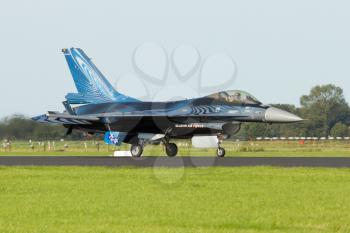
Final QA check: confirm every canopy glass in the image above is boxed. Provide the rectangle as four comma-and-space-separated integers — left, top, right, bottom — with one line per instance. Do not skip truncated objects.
205, 90, 261, 104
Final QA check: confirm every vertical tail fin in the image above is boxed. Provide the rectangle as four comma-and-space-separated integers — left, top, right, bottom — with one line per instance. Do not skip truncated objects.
63, 48, 139, 104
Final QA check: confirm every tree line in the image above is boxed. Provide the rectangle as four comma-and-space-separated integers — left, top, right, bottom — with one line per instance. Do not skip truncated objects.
0, 84, 349, 140
238, 84, 350, 139
0, 115, 83, 141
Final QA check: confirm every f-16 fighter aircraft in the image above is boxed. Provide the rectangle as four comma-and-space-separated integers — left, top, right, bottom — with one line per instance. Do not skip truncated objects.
33, 48, 303, 157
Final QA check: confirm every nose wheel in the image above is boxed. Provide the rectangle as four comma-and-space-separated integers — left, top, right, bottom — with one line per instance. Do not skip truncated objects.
216, 134, 226, 157
216, 147, 225, 157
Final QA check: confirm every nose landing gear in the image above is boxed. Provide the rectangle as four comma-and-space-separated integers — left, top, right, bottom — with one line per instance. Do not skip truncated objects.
216, 134, 226, 157
216, 147, 225, 157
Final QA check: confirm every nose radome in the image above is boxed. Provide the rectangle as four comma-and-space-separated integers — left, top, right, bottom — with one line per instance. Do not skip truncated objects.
265, 107, 303, 123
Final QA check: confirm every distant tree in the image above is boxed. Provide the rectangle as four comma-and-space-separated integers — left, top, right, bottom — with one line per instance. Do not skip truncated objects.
0, 123, 4, 139
271, 104, 298, 115
238, 123, 268, 139
299, 84, 350, 136
0, 115, 84, 140
0, 115, 37, 139
330, 123, 349, 137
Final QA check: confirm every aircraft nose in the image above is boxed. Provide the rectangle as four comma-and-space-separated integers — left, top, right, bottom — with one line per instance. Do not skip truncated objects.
264, 107, 303, 123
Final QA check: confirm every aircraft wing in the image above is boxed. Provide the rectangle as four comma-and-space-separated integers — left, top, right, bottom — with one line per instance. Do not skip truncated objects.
99, 112, 248, 121
32, 112, 100, 125
32, 111, 249, 125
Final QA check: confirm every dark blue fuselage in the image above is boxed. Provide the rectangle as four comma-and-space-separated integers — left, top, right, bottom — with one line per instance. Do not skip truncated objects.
70, 96, 267, 139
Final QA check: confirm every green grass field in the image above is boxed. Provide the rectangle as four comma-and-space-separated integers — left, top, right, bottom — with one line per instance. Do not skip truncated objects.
1, 140, 350, 156
0, 167, 350, 233
2, 150, 350, 157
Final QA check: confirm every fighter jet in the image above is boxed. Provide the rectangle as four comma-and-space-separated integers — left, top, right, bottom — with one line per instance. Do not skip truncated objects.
32, 48, 303, 157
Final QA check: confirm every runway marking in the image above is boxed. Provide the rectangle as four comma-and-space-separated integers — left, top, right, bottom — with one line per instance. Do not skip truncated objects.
1, 156, 350, 167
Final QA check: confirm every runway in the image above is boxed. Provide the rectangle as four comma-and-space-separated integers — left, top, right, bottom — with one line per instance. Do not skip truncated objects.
1, 156, 350, 167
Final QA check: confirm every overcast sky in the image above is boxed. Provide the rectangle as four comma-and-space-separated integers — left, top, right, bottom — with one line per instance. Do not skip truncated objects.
0, 0, 349, 117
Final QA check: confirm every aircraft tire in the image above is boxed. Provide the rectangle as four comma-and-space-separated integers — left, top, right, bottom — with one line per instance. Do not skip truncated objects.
165, 143, 178, 157
130, 144, 143, 157
216, 147, 225, 157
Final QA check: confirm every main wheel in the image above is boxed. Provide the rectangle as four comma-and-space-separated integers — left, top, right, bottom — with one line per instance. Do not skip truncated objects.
130, 144, 143, 157
165, 143, 178, 157
216, 147, 225, 157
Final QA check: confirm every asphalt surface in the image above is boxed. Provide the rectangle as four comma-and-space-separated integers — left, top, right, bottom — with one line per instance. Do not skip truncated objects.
1, 156, 350, 167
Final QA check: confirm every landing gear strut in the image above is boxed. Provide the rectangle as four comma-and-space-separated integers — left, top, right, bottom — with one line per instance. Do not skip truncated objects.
162, 136, 178, 157
216, 135, 225, 157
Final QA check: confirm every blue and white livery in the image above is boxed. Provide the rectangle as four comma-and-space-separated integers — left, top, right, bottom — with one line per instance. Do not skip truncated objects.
33, 48, 303, 157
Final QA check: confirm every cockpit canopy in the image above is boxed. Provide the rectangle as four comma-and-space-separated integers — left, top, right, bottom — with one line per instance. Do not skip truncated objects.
205, 90, 261, 105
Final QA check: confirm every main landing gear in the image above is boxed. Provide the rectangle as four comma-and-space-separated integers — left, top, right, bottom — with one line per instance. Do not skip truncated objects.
130, 144, 143, 157
129, 138, 179, 157
165, 142, 178, 157
130, 134, 224, 158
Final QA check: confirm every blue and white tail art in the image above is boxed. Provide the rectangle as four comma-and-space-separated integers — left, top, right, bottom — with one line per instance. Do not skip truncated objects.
63, 48, 138, 104
32, 48, 303, 157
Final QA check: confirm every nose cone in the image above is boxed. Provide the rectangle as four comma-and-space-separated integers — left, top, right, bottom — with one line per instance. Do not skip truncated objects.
264, 107, 303, 123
